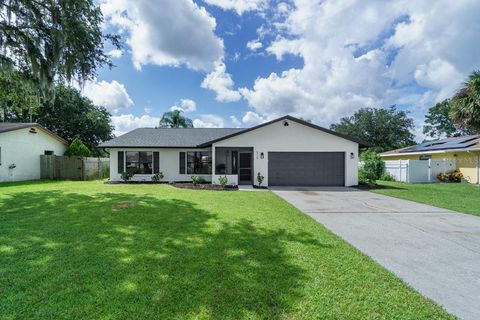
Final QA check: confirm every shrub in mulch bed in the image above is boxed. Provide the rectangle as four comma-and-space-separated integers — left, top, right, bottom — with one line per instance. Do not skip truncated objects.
253, 185, 268, 189
172, 182, 238, 191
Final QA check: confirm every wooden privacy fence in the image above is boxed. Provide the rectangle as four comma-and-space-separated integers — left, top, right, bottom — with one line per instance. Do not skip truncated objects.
41, 155, 109, 180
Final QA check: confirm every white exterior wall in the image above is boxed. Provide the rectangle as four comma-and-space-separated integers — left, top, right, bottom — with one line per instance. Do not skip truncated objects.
107, 147, 213, 182
0, 128, 67, 182
212, 120, 359, 186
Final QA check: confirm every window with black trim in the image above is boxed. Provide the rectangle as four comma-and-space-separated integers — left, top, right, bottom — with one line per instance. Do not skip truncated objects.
187, 152, 212, 174
126, 151, 152, 174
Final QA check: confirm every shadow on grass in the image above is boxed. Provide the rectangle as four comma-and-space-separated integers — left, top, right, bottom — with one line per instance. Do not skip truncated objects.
0, 190, 323, 319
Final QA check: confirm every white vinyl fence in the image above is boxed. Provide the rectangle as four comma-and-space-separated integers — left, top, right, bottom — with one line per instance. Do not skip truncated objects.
384, 159, 456, 183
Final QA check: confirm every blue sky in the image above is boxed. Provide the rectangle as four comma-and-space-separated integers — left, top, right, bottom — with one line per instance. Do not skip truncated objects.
84, 0, 480, 138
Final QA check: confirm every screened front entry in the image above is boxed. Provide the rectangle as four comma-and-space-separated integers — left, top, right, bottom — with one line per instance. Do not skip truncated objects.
215, 147, 253, 185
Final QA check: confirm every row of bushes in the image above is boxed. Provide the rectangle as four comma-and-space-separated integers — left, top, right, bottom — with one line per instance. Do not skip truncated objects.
120, 170, 266, 188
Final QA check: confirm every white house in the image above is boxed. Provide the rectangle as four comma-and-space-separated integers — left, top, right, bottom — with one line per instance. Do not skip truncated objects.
100, 116, 367, 186
0, 123, 68, 182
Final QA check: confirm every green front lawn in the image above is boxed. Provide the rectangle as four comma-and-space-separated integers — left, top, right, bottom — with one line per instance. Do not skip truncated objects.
371, 181, 480, 216
0, 181, 452, 319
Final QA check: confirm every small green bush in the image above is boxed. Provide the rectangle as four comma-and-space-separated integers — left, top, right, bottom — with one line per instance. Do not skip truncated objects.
151, 172, 164, 183
257, 172, 264, 186
191, 175, 205, 186
437, 170, 463, 182
121, 169, 136, 182
64, 138, 91, 157
218, 175, 228, 188
380, 172, 395, 181
359, 150, 385, 185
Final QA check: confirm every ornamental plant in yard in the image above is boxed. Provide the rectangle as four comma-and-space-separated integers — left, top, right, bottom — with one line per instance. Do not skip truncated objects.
218, 175, 228, 188
437, 170, 463, 182
151, 172, 164, 183
64, 138, 91, 157
191, 175, 205, 186
120, 169, 135, 182
257, 172, 265, 186
359, 149, 385, 184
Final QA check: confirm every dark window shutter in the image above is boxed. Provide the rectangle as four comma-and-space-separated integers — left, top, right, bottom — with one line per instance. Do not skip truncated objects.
153, 152, 159, 173
118, 151, 124, 173
179, 152, 185, 174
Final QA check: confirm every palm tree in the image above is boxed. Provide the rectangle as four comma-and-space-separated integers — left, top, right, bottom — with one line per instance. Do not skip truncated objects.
450, 71, 480, 132
158, 110, 194, 128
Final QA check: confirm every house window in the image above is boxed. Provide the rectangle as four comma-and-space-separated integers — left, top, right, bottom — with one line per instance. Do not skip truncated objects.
419, 155, 431, 160
44, 150, 54, 155
187, 152, 212, 174
126, 151, 153, 174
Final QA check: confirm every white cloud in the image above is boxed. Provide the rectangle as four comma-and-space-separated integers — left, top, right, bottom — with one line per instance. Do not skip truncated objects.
170, 99, 197, 113
101, 0, 224, 71
242, 111, 265, 126
414, 58, 463, 103
246, 39, 263, 51
144, 107, 151, 114
240, 0, 480, 131
83, 79, 133, 112
201, 62, 241, 102
193, 114, 225, 128
230, 115, 242, 127
204, 0, 268, 15
111, 114, 160, 136
108, 49, 123, 58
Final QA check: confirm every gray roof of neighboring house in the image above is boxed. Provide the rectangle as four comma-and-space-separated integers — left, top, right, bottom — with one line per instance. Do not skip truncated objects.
0, 122, 68, 144
99, 128, 246, 148
381, 134, 480, 155
0, 122, 38, 133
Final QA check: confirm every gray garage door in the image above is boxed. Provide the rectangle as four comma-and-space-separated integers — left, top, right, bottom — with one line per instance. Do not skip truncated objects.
268, 152, 345, 186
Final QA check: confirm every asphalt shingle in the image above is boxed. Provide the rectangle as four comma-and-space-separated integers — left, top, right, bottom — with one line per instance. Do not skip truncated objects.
99, 128, 246, 148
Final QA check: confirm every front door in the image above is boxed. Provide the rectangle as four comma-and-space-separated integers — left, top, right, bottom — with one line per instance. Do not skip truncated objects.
238, 152, 252, 185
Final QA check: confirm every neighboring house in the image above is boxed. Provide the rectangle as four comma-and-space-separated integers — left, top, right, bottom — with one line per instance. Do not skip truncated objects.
0, 123, 68, 182
100, 115, 366, 186
381, 135, 480, 184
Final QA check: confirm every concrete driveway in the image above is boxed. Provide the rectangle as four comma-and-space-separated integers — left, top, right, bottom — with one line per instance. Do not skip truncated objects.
271, 186, 480, 320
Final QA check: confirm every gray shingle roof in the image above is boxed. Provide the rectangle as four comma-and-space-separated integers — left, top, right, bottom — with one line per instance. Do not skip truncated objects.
0, 122, 38, 133
0, 122, 68, 144
99, 128, 246, 148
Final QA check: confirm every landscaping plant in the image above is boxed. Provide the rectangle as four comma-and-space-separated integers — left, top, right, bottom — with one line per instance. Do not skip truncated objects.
218, 176, 228, 188
64, 138, 91, 157
191, 175, 205, 186
437, 170, 463, 183
359, 149, 385, 185
120, 169, 135, 182
151, 172, 164, 183
257, 172, 264, 186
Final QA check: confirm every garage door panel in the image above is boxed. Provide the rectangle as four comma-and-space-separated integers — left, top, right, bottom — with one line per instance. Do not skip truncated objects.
268, 152, 345, 186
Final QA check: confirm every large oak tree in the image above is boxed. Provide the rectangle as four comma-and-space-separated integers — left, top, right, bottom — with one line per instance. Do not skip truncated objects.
0, 0, 119, 103
330, 106, 415, 152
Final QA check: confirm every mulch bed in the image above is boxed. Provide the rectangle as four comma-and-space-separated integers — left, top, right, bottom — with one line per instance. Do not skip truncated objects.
171, 183, 238, 191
